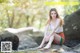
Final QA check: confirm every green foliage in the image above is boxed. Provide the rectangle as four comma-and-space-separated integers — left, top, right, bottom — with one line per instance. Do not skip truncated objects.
0, 0, 6, 3
0, 0, 80, 31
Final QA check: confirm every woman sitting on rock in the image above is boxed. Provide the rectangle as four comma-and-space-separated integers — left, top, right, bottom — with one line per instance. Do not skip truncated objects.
37, 8, 65, 49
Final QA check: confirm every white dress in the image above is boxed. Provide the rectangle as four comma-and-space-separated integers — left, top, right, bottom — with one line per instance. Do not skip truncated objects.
44, 19, 63, 36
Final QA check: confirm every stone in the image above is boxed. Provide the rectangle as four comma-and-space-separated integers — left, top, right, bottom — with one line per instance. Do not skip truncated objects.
32, 36, 43, 45
63, 9, 80, 47
63, 9, 80, 40
0, 31, 19, 50
18, 35, 38, 50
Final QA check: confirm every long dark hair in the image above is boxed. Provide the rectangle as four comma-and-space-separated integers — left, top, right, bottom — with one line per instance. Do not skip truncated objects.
49, 8, 59, 20
47, 8, 64, 26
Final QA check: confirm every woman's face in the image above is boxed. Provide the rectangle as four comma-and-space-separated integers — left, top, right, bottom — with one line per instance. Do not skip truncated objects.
51, 11, 57, 20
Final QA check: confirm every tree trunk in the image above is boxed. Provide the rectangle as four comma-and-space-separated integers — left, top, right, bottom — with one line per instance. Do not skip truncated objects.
10, 10, 15, 27
6, 9, 15, 28
15, 17, 21, 28
39, 18, 42, 29
6, 9, 11, 28
31, 15, 35, 26
26, 15, 30, 27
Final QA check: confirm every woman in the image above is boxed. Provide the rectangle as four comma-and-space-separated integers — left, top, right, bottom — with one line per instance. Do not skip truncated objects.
37, 8, 65, 49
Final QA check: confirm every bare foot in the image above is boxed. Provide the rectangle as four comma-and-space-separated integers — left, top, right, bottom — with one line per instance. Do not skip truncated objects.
43, 46, 50, 49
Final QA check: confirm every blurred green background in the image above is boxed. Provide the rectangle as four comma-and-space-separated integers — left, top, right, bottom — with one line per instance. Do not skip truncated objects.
0, 0, 80, 31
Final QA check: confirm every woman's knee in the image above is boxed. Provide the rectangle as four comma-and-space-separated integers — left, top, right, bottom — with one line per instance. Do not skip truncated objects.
52, 32, 57, 36
43, 36, 47, 40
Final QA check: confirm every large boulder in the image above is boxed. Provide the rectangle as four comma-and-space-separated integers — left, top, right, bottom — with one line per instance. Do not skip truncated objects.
63, 9, 80, 40
0, 31, 19, 50
63, 9, 80, 47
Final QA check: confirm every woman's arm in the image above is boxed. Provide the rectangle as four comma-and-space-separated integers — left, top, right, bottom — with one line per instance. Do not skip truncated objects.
49, 19, 60, 36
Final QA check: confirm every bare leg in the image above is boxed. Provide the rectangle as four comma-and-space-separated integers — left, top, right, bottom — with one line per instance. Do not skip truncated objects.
44, 33, 61, 49
44, 35, 54, 49
53, 33, 61, 44
37, 36, 47, 48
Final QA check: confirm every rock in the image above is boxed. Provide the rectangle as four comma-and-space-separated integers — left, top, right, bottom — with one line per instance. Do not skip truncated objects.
32, 36, 43, 45
0, 31, 19, 50
13, 45, 78, 53
52, 45, 71, 50
3, 27, 80, 53
63, 9, 80, 40
63, 9, 80, 47
5, 27, 33, 34
73, 43, 80, 52
18, 35, 38, 50
64, 39, 80, 48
